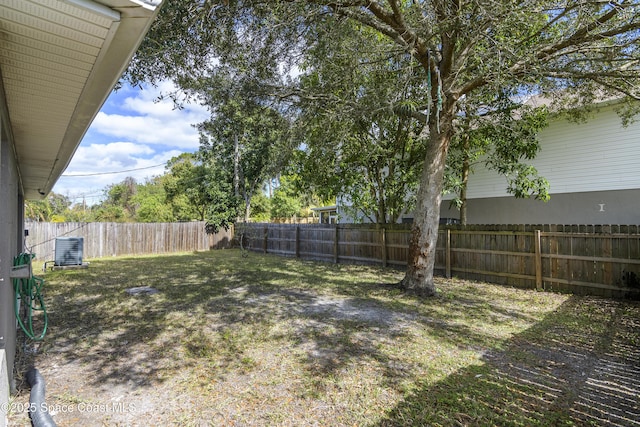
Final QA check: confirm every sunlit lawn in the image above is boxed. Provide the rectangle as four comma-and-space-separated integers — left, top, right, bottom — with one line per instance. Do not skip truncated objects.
11, 250, 640, 426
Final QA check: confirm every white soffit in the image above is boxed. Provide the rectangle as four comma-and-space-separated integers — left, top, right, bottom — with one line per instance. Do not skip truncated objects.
0, 0, 161, 199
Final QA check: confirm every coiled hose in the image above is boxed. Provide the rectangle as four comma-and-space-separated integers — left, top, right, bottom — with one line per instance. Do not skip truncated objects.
26, 368, 57, 427
13, 253, 48, 341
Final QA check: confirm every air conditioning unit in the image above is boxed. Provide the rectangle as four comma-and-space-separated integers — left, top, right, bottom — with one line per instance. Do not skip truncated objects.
55, 237, 84, 266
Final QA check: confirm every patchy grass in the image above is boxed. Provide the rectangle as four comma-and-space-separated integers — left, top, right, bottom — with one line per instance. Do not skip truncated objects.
9, 250, 640, 426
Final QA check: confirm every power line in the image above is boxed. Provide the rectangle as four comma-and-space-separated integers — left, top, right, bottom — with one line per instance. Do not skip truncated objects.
61, 163, 166, 177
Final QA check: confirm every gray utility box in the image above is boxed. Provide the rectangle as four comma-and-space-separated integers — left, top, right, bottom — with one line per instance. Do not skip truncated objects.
55, 237, 84, 266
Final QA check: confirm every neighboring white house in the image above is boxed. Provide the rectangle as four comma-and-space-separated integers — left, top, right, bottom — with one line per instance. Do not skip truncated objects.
439, 100, 640, 224
336, 99, 639, 225
0, 0, 162, 420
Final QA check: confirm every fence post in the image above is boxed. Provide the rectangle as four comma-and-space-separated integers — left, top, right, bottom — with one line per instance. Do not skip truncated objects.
535, 229, 542, 291
334, 225, 339, 264
381, 228, 388, 268
263, 225, 268, 254
446, 229, 451, 279
295, 225, 300, 258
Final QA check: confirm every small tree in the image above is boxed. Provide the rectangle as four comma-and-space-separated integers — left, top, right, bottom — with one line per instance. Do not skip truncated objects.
99, 177, 138, 221
195, 68, 294, 225
249, 192, 272, 222
164, 153, 210, 221
270, 176, 303, 221
445, 96, 550, 224
133, 177, 175, 223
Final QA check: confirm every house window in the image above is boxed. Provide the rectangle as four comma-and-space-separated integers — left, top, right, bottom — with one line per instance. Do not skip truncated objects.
312, 206, 338, 224
320, 210, 338, 224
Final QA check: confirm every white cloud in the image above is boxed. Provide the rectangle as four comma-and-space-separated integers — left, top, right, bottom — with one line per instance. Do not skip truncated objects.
52, 82, 208, 205
92, 84, 209, 149
70, 142, 156, 169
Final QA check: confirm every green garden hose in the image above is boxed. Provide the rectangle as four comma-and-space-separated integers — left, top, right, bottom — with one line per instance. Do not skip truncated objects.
13, 253, 48, 341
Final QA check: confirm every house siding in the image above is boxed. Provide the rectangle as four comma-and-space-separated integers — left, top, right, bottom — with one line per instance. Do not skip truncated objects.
439, 103, 640, 224
453, 105, 640, 199
440, 189, 640, 224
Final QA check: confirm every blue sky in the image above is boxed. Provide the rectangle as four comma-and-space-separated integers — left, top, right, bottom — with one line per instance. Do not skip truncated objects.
52, 81, 209, 206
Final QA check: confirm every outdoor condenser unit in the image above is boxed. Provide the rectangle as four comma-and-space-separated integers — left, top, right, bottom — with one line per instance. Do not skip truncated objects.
55, 237, 84, 266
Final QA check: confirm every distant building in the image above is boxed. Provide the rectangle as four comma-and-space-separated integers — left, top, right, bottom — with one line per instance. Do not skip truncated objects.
440, 100, 640, 224
336, 99, 639, 225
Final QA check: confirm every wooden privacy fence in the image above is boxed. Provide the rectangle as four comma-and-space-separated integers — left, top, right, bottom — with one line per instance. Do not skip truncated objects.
238, 223, 640, 298
25, 221, 232, 262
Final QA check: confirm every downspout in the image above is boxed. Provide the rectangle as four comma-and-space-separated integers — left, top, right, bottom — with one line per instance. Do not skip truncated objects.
26, 368, 56, 427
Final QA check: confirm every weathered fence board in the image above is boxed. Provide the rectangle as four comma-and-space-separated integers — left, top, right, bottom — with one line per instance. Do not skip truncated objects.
25, 221, 232, 261
239, 223, 640, 298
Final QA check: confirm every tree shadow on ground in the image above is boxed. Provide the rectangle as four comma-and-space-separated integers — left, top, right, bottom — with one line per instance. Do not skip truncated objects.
21, 251, 410, 390
23, 251, 519, 388
373, 296, 640, 427
18, 251, 640, 427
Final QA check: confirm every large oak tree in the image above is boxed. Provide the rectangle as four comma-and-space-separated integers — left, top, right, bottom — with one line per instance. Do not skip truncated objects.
127, 0, 640, 296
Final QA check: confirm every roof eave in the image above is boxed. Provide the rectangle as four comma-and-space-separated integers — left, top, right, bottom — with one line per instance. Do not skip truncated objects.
8, 0, 163, 200
33, 1, 162, 199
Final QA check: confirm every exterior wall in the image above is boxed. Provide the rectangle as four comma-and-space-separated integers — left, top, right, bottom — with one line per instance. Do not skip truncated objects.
0, 350, 8, 427
449, 104, 640, 199
440, 189, 640, 224
440, 103, 640, 224
0, 74, 22, 399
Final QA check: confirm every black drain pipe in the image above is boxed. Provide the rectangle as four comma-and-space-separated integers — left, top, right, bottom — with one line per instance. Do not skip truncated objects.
26, 368, 57, 427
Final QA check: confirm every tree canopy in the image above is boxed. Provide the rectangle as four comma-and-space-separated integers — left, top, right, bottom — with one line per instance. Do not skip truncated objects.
292, 20, 426, 224
164, 153, 212, 221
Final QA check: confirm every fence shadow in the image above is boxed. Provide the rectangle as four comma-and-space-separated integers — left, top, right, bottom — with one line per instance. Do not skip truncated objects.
373, 296, 640, 426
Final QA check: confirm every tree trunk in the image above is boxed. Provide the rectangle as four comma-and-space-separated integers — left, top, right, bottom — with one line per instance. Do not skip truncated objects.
233, 133, 240, 199
400, 112, 453, 297
459, 161, 469, 225
459, 136, 470, 225
377, 179, 386, 225
244, 196, 251, 222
